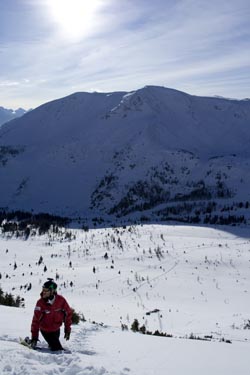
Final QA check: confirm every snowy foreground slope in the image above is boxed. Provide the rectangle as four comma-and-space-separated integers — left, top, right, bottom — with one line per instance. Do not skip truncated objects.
0, 224, 250, 374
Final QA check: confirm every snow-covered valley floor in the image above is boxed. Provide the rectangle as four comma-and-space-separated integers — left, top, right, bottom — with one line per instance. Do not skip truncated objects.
0, 223, 250, 374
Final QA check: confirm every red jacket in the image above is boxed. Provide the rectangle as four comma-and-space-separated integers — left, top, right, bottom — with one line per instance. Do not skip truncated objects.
31, 294, 72, 339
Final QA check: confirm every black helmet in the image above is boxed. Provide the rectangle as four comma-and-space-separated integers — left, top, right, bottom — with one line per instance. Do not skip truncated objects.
43, 278, 57, 291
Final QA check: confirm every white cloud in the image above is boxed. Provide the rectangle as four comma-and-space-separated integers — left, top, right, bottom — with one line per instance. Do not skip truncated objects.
0, 0, 249, 107
0, 80, 20, 87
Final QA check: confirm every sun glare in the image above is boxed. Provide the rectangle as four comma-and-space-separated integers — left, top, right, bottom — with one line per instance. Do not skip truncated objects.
49, 0, 102, 39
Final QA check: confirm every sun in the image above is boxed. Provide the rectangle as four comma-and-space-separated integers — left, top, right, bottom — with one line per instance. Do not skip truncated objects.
48, 0, 103, 40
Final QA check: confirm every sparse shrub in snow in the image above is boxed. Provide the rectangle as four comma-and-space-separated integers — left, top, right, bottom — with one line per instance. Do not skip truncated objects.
71, 309, 86, 325
0, 287, 25, 307
155, 246, 164, 260
130, 318, 172, 337
220, 337, 232, 344
131, 319, 140, 332
243, 320, 250, 329
37, 256, 43, 265
139, 324, 146, 334
121, 323, 128, 331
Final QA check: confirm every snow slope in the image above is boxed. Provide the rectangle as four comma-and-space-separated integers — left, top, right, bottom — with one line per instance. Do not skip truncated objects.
0, 86, 250, 218
0, 224, 250, 374
1, 314, 249, 375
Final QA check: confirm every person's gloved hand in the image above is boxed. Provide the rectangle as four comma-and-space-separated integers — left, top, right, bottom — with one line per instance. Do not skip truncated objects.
64, 330, 71, 340
30, 338, 38, 348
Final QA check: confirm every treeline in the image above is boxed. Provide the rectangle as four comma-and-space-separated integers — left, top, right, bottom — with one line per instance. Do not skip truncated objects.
109, 180, 169, 216
108, 178, 235, 217
203, 214, 246, 225
0, 287, 25, 307
0, 210, 71, 237
152, 200, 249, 226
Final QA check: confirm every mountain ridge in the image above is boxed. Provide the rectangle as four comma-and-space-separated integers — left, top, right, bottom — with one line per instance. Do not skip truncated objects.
0, 106, 27, 128
0, 86, 250, 223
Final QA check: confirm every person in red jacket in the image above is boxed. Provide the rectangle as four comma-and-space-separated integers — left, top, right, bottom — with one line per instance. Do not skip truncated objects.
31, 278, 72, 351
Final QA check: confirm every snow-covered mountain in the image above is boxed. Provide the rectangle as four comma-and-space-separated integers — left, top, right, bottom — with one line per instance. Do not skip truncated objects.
0, 86, 250, 222
0, 106, 27, 127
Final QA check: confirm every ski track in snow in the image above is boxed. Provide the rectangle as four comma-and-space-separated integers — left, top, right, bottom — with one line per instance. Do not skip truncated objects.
0, 325, 131, 375
0, 339, 128, 375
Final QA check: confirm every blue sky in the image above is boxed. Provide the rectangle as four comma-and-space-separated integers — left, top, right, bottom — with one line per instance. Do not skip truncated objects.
0, 0, 250, 109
